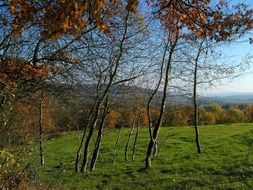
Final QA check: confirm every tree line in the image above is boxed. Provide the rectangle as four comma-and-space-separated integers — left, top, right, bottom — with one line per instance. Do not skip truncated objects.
1, 87, 253, 146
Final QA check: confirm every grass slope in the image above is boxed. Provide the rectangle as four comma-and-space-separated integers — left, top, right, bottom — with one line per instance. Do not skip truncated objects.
18, 123, 253, 189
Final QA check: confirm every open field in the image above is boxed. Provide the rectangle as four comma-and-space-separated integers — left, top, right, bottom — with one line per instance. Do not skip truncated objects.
15, 123, 253, 189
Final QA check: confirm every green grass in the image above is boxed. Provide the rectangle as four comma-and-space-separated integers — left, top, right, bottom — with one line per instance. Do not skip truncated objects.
15, 123, 253, 189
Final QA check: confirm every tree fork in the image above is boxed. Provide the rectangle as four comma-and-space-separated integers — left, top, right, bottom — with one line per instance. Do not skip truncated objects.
145, 36, 178, 169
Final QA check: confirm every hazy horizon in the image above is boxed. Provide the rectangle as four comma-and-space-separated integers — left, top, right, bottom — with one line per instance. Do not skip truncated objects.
203, 0, 253, 95
199, 35, 253, 96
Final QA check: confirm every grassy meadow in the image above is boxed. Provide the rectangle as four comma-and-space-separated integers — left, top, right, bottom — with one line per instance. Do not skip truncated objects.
14, 123, 253, 189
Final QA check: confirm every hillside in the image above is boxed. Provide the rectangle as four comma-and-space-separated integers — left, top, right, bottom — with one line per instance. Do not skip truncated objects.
14, 123, 253, 189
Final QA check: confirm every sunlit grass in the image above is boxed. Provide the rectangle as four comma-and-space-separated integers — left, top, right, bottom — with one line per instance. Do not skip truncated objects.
17, 123, 253, 189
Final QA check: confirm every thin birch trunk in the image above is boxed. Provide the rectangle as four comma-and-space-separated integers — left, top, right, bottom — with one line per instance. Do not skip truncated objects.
125, 114, 137, 161
39, 93, 45, 166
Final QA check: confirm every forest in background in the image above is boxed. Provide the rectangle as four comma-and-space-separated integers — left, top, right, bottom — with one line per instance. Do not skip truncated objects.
1, 85, 253, 147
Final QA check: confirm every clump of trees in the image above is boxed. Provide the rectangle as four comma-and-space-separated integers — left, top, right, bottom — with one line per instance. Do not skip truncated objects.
104, 103, 253, 127
2, 94, 253, 145
199, 103, 252, 125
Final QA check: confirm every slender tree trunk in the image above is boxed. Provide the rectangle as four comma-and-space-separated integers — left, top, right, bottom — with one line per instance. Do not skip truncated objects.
145, 37, 178, 169
90, 118, 106, 172
145, 121, 161, 168
125, 114, 137, 161
80, 101, 102, 174
80, 12, 129, 175
75, 103, 96, 172
80, 81, 113, 175
145, 40, 169, 168
146, 140, 154, 168
193, 41, 204, 154
80, 126, 94, 174
80, 92, 110, 174
193, 64, 201, 154
152, 141, 158, 157
90, 96, 109, 172
39, 93, 45, 166
113, 124, 122, 163
75, 124, 88, 172
132, 119, 139, 161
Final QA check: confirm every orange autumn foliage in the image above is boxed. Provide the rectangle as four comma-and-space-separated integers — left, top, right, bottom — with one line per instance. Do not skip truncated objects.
0, 57, 48, 89
155, 0, 253, 41
105, 111, 122, 128
8, 93, 55, 141
8, 0, 252, 42
9, 0, 139, 39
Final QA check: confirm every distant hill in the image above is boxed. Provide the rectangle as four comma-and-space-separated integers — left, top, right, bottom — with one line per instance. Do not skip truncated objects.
46, 82, 253, 106
200, 93, 253, 105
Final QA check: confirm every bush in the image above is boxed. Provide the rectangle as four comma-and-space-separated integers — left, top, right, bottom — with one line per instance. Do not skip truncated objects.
209, 103, 225, 123
199, 107, 216, 125
244, 104, 253, 122
225, 108, 244, 123
0, 149, 41, 190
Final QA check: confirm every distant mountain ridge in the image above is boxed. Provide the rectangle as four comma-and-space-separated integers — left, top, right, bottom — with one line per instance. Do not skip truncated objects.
48, 82, 253, 105
200, 93, 253, 105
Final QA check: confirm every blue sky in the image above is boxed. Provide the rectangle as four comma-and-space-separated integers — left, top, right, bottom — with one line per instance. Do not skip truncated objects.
200, 0, 253, 95
201, 36, 253, 95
